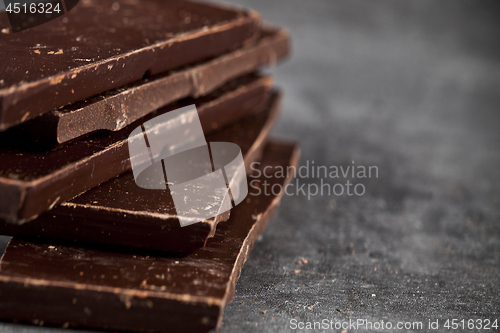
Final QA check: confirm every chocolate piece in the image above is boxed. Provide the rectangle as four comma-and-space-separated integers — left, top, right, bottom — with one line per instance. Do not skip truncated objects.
0, 140, 300, 333
0, 27, 289, 147
0, 75, 274, 223
0, 89, 282, 252
0, 0, 261, 130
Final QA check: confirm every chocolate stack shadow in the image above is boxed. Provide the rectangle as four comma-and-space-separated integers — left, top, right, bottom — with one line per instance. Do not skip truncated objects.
0, 0, 299, 332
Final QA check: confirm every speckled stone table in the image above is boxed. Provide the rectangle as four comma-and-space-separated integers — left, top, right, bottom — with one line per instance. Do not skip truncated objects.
0, 0, 499, 332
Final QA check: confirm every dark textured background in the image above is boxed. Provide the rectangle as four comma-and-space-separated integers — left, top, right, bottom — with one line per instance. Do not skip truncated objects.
1, 0, 499, 332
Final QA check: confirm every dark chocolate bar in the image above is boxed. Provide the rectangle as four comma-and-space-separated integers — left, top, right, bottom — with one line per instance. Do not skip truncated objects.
0, 90, 282, 253
0, 74, 272, 223
0, 0, 261, 130
0, 140, 300, 333
0, 27, 289, 147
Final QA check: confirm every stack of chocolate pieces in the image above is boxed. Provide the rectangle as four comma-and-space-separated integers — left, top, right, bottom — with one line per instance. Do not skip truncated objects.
0, 1, 299, 332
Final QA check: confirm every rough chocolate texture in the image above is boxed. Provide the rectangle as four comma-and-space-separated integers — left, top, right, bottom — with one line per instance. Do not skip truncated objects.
0, 75, 273, 223
0, 90, 282, 253
0, 140, 300, 333
0, 27, 289, 147
0, 0, 261, 130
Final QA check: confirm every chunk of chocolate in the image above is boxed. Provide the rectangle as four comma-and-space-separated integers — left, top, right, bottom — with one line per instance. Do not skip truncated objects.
0, 75, 273, 223
0, 27, 289, 147
0, 140, 300, 333
0, 0, 261, 130
0, 90, 282, 252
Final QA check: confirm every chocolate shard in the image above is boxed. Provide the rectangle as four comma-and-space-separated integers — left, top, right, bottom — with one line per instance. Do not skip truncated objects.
0, 0, 261, 130
0, 140, 300, 333
0, 74, 273, 223
0, 90, 282, 253
0, 27, 289, 147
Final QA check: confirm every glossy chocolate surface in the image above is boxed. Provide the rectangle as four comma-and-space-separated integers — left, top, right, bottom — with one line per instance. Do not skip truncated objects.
0, 0, 260, 130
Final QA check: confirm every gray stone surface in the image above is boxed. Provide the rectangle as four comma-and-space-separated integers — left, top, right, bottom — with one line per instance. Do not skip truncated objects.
1, 0, 499, 332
